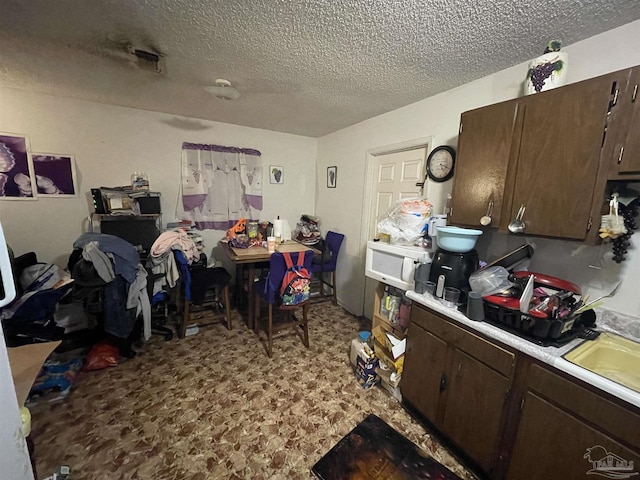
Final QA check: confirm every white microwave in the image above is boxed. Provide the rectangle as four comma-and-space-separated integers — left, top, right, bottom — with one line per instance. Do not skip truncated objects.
365, 240, 431, 291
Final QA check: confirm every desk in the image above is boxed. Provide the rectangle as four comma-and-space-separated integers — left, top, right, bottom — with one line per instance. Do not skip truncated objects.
223, 241, 317, 330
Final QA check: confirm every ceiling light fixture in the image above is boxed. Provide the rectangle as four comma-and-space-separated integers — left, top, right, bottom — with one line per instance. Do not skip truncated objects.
204, 79, 241, 100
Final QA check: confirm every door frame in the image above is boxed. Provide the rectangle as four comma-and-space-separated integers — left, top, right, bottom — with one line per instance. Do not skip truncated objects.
359, 136, 434, 317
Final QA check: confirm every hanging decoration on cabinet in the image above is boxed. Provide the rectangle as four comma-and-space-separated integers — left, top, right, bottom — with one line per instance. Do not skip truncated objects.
524, 40, 568, 95
0, 132, 36, 199
601, 191, 639, 263
178, 142, 263, 230
31, 153, 78, 196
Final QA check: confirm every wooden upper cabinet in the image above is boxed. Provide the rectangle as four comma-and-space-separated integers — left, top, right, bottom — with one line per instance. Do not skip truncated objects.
608, 66, 640, 177
511, 73, 616, 239
452, 70, 624, 241
450, 99, 522, 228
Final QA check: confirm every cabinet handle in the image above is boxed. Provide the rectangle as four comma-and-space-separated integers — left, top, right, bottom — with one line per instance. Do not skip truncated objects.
618, 146, 625, 164
633, 84, 638, 103
439, 373, 447, 392
612, 87, 619, 107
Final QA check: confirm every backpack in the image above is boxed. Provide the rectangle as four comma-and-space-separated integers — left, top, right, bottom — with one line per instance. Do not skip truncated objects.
279, 252, 311, 306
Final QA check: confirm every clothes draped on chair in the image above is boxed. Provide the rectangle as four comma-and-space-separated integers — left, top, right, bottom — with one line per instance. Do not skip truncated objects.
149, 231, 232, 338
178, 143, 263, 231
71, 233, 151, 341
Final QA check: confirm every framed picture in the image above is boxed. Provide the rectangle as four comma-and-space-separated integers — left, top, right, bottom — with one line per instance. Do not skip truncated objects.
270, 165, 284, 184
0, 132, 36, 199
31, 153, 78, 196
327, 166, 337, 188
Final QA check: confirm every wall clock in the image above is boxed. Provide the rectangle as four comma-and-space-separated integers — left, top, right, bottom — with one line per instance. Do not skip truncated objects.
426, 145, 456, 182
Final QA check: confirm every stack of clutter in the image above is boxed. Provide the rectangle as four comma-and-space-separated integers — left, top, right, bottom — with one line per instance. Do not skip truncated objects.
373, 286, 410, 401
371, 327, 405, 402
166, 220, 204, 253
293, 214, 322, 245
350, 331, 378, 389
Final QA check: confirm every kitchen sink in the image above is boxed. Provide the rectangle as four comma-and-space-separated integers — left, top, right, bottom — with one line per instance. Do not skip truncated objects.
563, 332, 640, 393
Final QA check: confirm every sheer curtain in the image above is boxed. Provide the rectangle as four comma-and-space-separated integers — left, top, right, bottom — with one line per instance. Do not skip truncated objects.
179, 143, 262, 230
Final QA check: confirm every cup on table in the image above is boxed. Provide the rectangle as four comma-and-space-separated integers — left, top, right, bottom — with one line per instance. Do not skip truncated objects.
466, 291, 485, 321
424, 281, 436, 296
442, 287, 461, 308
267, 236, 276, 253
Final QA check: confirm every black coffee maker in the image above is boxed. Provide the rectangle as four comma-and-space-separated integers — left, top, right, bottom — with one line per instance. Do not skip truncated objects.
429, 249, 480, 304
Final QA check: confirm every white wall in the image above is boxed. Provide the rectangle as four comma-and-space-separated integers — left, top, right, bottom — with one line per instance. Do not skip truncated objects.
0, 91, 317, 267
316, 20, 640, 317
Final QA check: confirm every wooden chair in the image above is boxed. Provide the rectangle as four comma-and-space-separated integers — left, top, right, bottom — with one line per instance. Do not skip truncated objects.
174, 251, 232, 338
253, 250, 313, 357
309, 231, 344, 305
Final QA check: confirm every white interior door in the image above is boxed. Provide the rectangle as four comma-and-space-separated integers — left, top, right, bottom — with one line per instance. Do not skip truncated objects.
363, 147, 427, 320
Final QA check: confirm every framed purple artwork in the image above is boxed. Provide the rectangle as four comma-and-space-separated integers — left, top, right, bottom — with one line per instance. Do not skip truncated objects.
31, 153, 78, 196
0, 132, 36, 199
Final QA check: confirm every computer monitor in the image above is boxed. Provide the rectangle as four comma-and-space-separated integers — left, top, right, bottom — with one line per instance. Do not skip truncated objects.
98, 216, 160, 259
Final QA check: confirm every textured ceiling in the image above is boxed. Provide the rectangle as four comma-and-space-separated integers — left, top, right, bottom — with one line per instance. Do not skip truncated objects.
1, 1, 640, 137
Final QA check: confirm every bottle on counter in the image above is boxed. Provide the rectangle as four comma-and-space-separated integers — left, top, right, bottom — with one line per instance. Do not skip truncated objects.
380, 285, 390, 318
387, 291, 401, 324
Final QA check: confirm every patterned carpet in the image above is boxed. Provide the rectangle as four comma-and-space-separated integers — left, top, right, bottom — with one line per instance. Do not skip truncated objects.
29, 303, 478, 480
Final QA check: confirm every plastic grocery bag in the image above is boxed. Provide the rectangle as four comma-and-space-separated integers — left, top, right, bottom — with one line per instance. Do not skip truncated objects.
377, 197, 433, 245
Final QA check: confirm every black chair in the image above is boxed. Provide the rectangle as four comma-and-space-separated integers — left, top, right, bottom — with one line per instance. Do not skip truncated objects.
174, 250, 232, 338
145, 268, 174, 341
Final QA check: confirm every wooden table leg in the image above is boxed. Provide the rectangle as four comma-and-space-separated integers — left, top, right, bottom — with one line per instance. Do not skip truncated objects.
247, 265, 257, 332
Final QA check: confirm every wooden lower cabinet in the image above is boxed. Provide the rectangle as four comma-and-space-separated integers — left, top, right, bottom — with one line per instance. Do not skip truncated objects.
401, 326, 447, 422
506, 364, 640, 480
441, 349, 511, 473
402, 304, 640, 479
402, 304, 515, 475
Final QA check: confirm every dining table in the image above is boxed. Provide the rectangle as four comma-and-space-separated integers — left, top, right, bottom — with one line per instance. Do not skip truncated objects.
222, 240, 319, 331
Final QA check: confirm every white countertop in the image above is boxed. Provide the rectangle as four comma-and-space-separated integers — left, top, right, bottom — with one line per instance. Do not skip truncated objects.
406, 290, 640, 410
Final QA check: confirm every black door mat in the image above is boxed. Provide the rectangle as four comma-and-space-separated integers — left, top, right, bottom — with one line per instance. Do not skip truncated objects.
312, 413, 464, 479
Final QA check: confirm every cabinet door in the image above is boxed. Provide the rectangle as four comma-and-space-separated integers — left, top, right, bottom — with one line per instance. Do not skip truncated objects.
507, 392, 640, 479
450, 99, 522, 228
511, 74, 617, 239
441, 348, 510, 473
401, 321, 448, 422
610, 67, 640, 175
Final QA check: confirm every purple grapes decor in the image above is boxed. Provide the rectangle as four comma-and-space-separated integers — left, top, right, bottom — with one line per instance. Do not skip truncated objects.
525, 40, 567, 94
611, 200, 639, 263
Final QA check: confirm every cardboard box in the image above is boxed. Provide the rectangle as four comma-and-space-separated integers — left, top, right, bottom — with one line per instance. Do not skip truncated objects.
8, 341, 61, 406
385, 332, 406, 359
355, 353, 379, 389
374, 342, 405, 374
375, 365, 401, 388
372, 326, 405, 373
380, 377, 403, 402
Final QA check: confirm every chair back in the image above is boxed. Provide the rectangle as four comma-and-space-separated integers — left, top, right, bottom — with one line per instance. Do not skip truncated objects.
265, 250, 314, 305
173, 250, 192, 300
323, 231, 345, 270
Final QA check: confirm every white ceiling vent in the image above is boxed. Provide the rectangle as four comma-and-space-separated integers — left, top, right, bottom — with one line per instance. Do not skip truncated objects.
128, 46, 165, 74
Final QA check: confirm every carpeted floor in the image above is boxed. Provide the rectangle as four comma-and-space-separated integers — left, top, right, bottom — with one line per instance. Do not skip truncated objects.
29, 303, 478, 480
